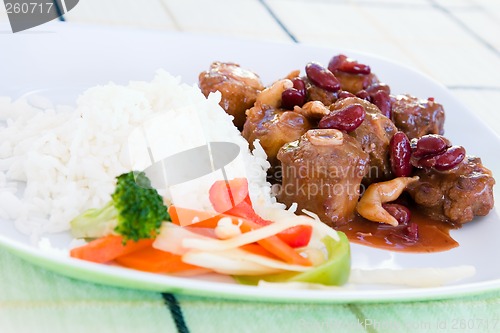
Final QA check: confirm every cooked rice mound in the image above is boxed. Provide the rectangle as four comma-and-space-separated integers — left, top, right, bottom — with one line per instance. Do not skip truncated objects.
0, 70, 273, 238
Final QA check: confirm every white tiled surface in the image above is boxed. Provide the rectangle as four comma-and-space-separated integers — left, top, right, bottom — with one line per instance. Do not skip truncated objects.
161, 0, 289, 40
62, 0, 176, 29
1, 0, 499, 134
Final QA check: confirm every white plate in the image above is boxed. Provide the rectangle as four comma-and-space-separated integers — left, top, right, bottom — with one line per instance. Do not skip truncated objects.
0, 23, 499, 303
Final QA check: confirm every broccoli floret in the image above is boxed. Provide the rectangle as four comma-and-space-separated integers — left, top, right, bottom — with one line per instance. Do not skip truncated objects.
70, 171, 170, 241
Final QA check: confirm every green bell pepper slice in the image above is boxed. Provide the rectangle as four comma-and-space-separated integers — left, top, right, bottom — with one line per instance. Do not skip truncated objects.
235, 231, 350, 286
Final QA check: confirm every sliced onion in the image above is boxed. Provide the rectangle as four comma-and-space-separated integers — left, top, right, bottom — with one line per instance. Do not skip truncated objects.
182, 251, 283, 276
257, 206, 340, 242
302, 209, 340, 241
153, 223, 212, 255
182, 219, 315, 252
348, 266, 476, 287
183, 247, 310, 276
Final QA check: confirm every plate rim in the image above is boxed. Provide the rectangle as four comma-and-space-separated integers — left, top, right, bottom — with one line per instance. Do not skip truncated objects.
2, 232, 500, 303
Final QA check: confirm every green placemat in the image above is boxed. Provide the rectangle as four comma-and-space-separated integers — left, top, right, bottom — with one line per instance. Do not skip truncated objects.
1, 248, 499, 333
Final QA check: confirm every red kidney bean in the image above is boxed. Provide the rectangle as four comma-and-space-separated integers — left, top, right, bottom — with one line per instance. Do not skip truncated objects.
305, 62, 341, 92
328, 54, 371, 75
415, 155, 437, 169
355, 90, 370, 101
372, 90, 392, 118
390, 131, 413, 177
388, 222, 419, 243
337, 91, 355, 99
413, 134, 449, 158
327, 54, 347, 72
339, 61, 371, 75
405, 223, 419, 242
318, 104, 365, 132
291, 77, 307, 96
281, 88, 306, 110
434, 146, 466, 171
365, 83, 391, 96
382, 203, 411, 225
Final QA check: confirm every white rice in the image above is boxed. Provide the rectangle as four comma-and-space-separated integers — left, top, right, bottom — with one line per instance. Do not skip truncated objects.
0, 70, 275, 239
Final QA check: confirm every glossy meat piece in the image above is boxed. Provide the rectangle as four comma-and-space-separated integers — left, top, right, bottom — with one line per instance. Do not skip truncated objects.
407, 156, 495, 224
391, 94, 445, 140
281, 72, 338, 107
278, 130, 369, 226
307, 84, 338, 106
334, 72, 379, 94
331, 97, 398, 184
242, 102, 312, 177
285, 73, 355, 108
277, 129, 369, 227
199, 62, 264, 129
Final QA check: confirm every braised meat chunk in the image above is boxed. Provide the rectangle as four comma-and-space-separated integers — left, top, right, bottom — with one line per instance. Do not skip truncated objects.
334, 72, 379, 95
197, 53, 497, 254
305, 78, 339, 106
391, 94, 445, 140
242, 102, 311, 176
199, 62, 264, 129
281, 69, 339, 107
278, 129, 369, 227
327, 54, 379, 94
407, 156, 495, 224
329, 97, 398, 184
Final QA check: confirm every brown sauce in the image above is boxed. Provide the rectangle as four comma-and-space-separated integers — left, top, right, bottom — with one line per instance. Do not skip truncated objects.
336, 209, 460, 253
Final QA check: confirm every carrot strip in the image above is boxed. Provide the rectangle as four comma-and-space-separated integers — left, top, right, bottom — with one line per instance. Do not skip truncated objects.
239, 243, 279, 260
169, 206, 241, 228
114, 247, 201, 273
239, 219, 312, 266
170, 205, 311, 266
70, 235, 153, 263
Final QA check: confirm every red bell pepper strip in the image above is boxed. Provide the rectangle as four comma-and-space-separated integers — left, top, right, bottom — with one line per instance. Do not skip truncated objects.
169, 205, 311, 266
239, 218, 312, 266
209, 178, 312, 248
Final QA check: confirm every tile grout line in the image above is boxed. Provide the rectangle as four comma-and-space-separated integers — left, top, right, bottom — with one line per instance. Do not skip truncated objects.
471, 0, 500, 28
257, 0, 299, 43
428, 0, 500, 59
353, 2, 435, 76
157, 0, 183, 31
293, 0, 433, 10
53, 0, 65, 22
